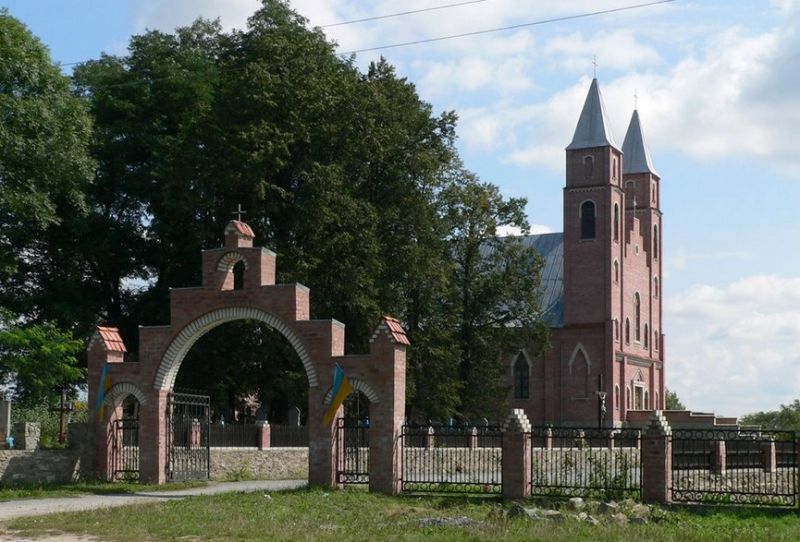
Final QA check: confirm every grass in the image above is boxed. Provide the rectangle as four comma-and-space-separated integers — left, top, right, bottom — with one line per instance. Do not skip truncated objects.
3, 487, 800, 542
0, 480, 207, 502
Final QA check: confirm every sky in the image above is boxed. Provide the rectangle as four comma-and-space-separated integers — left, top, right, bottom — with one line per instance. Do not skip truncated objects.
2, 0, 799, 418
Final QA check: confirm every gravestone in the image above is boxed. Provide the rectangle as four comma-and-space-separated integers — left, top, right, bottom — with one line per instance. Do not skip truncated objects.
0, 400, 10, 439
288, 406, 301, 426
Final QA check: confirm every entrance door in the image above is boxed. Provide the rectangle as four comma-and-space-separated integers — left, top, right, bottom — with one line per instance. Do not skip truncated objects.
634, 386, 645, 410
111, 418, 139, 480
167, 392, 211, 481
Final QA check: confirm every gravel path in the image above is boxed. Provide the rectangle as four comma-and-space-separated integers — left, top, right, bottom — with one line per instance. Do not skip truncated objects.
0, 479, 307, 522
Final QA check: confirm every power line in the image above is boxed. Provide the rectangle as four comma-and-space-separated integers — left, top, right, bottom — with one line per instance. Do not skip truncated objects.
339, 0, 676, 55
321, 0, 491, 28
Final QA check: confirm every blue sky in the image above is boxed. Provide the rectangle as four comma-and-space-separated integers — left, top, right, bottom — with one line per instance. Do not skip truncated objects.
3, 0, 799, 417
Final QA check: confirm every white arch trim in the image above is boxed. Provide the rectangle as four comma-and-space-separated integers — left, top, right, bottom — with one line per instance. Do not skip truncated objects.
216, 251, 248, 271
154, 307, 317, 391
567, 343, 592, 373
512, 349, 533, 371
323, 377, 380, 405
103, 381, 148, 408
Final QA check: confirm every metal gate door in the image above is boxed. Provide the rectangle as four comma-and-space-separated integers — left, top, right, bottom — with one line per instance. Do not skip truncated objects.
167, 392, 210, 481
111, 418, 139, 481
336, 418, 369, 484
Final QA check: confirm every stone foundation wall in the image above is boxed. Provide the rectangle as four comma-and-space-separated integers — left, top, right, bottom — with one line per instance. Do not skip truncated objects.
210, 447, 308, 481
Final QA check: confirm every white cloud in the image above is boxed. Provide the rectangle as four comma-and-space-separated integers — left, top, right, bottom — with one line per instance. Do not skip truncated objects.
666, 275, 800, 417
134, 0, 260, 33
497, 223, 554, 236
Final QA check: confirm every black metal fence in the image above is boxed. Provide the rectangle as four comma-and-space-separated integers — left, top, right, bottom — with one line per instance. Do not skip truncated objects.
530, 426, 642, 500
336, 418, 369, 484
671, 428, 797, 506
401, 424, 503, 494
110, 418, 139, 481
208, 423, 260, 447
167, 392, 210, 481
270, 425, 308, 447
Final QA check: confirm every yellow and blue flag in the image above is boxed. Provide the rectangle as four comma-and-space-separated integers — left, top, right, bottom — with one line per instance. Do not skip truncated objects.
323, 364, 353, 426
95, 363, 113, 421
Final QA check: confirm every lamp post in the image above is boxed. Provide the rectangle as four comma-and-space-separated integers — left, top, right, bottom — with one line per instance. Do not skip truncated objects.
596, 391, 607, 429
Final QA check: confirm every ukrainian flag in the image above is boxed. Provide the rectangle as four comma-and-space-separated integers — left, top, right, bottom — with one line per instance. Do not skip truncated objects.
323, 364, 353, 426
95, 362, 113, 421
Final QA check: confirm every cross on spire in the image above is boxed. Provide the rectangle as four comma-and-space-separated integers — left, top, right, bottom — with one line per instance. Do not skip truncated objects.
592, 55, 598, 78
634, 88, 639, 110
232, 203, 246, 222
632, 195, 638, 214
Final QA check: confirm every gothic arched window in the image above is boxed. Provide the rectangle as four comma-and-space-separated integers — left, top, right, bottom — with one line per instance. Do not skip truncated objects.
625, 318, 631, 345
653, 225, 660, 259
654, 330, 659, 351
580, 201, 596, 240
583, 155, 594, 178
570, 348, 590, 399
634, 293, 641, 342
615, 385, 620, 410
644, 324, 649, 348
614, 260, 619, 283
613, 203, 619, 242
654, 277, 659, 298
513, 354, 530, 400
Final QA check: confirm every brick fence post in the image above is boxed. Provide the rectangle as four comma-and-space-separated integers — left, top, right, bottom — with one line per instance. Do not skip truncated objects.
425, 426, 435, 449
468, 427, 478, 449
761, 439, 776, 473
711, 440, 726, 475
545, 427, 553, 450
641, 410, 672, 505
501, 409, 531, 501
257, 421, 271, 450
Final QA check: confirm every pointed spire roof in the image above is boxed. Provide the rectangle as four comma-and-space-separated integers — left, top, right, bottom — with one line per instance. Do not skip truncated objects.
622, 109, 658, 175
566, 78, 618, 151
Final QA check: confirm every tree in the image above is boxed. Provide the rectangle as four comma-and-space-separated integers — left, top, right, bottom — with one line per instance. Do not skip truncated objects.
0, 312, 84, 405
741, 400, 800, 431
665, 389, 685, 410
0, 10, 94, 324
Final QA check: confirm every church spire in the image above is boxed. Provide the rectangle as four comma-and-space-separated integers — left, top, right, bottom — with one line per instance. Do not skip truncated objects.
566, 78, 618, 151
622, 109, 657, 175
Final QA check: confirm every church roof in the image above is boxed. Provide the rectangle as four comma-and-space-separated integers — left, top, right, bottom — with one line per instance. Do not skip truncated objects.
95, 326, 127, 352
566, 78, 618, 151
622, 109, 658, 175
519, 233, 564, 327
225, 220, 255, 238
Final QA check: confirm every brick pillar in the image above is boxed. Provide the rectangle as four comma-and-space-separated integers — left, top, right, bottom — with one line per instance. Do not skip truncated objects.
545, 427, 553, 450
139, 390, 167, 484
641, 410, 672, 504
308, 391, 339, 488
368, 401, 403, 495
608, 429, 616, 451
501, 409, 531, 501
257, 421, 271, 450
762, 439, 776, 473
425, 426, 435, 449
468, 427, 478, 449
187, 420, 201, 449
711, 440, 726, 475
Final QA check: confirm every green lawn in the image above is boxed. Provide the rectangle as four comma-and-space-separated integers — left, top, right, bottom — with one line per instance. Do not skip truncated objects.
4, 488, 800, 541
0, 480, 207, 502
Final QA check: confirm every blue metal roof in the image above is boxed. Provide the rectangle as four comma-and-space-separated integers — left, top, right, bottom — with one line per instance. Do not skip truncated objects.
519, 233, 564, 327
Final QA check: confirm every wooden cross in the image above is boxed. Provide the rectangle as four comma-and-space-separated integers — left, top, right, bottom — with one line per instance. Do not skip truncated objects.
232, 204, 246, 222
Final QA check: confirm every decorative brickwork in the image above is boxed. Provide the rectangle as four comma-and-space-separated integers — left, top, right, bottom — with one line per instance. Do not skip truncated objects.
88, 220, 408, 493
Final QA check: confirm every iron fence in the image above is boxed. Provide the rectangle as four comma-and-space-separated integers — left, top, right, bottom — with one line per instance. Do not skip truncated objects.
110, 418, 139, 481
208, 423, 260, 447
401, 424, 503, 494
336, 418, 369, 484
530, 426, 642, 500
671, 428, 797, 506
270, 425, 308, 447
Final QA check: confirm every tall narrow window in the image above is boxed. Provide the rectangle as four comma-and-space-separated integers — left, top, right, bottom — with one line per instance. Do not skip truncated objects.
634, 293, 641, 342
644, 324, 649, 348
613, 203, 619, 242
654, 330, 659, 351
626, 387, 631, 410
614, 319, 619, 341
580, 201, 596, 240
513, 355, 530, 399
612, 157, 618, 180
570, 349, 590, 399
625, 318, 630, 345
614, 260, 619, 283
583, 155, 594, 178
233, 260, 245, 290
654, 225, 659, 259
654, 277, 659, 298
615, 385, 620, 410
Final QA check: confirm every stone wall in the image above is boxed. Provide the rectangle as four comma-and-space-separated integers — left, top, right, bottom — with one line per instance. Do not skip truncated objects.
0, 450, 83, 484
210, 448, 308, 481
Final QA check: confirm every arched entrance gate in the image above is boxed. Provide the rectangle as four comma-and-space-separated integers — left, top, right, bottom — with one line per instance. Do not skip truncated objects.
88, 220, 408, 494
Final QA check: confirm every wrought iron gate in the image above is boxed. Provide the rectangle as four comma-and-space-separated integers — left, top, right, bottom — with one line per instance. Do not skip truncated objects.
167, 392, 210, 481
336, 418, 369, 484
111, 418, 139, 481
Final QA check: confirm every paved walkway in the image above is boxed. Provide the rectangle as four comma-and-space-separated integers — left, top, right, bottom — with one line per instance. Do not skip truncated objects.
0, 479, 307, 522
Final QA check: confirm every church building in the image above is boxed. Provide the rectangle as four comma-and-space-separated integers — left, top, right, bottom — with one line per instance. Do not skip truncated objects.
508, 78, 663, 427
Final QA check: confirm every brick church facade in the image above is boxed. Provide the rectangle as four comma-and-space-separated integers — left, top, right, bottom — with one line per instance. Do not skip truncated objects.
508, 78, 664, 427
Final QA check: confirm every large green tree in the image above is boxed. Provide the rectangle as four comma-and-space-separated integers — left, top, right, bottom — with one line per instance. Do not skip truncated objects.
0, 10, 94, 322
741, 400, 800, 431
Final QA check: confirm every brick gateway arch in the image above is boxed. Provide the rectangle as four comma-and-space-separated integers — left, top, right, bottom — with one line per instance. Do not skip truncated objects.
88, 220, 407, 493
